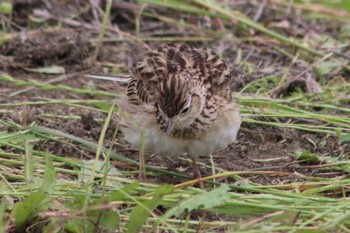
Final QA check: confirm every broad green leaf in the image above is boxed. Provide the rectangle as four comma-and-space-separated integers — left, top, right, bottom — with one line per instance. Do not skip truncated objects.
66, 209, 119, 233
0, 201, 6, 232
340, 24, 350, 38
294, 150, 320, 164
80, 160, 122, 180
79, 160, 122, 184
126, 184, 173, 233
93, 209, 119, 232
92, 101, 119, 112
313, 61, 339, 77
163, 184, 230, 218
341, 0, 350, 12
24, 65, 65, 74
0, 131, 41, 145
241, 75, 279, 93
294, 151, 339, 164
66, 195, 88, 210
105, 182, 140, 202
0, 2, 12, 14
83, 81, 96, 92
11, 192, 48, 229
211, 201, 277, 215
65, 181, 129, 233
341, 164, 350, 173
40, 154, 57, 195
340, 133, 350, 142
65, 218, 93, 233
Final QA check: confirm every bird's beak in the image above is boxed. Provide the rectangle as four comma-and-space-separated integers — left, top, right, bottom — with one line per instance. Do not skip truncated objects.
166, 118, 174, 135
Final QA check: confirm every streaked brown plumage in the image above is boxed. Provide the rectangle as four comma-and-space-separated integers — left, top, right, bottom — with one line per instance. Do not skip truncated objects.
116, 43, 241, 184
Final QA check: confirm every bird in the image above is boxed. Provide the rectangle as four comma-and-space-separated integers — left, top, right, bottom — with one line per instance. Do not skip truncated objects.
119, 43, 242, 185
89, 43, 241, 186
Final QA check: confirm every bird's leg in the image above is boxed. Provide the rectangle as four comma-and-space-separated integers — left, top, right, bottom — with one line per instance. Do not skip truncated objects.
191, 158, 205, 188
192, 158, 207, 226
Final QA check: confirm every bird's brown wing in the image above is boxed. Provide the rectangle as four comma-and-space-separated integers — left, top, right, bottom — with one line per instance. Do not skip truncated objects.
129, 43, 233, 105
130, 43, 190, 104
199, 48, 233, 101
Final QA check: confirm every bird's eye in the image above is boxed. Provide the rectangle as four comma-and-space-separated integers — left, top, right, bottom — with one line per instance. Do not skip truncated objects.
181, 107, 189, 114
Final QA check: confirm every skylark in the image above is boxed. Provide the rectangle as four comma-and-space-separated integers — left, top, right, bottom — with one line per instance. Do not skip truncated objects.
117, 43, 241, 184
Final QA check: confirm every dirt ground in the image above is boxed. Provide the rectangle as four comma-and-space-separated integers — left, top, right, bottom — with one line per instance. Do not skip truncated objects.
1, 1, 349, 186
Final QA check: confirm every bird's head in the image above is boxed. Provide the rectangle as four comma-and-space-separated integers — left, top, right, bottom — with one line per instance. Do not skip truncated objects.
156, 71, 205, 134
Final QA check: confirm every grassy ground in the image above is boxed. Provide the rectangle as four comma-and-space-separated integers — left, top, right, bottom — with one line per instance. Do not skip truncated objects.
1, 0, 350, 232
